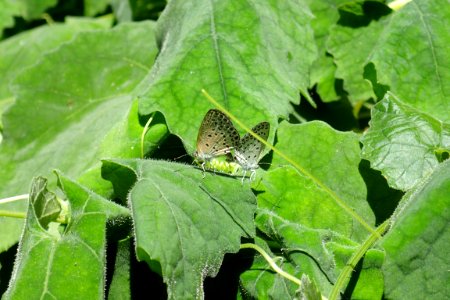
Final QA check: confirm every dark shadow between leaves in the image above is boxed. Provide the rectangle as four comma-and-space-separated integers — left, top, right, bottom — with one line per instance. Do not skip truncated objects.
204, 245, 255, 300
363, 63, 390, 101
0, 243, 18, 296
337, 1, 392, 28
359, 159, 403, 226
291, 87, 359, 132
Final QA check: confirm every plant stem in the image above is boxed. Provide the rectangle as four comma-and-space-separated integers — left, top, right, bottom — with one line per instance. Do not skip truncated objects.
240, 243, 302, 286
328, 220, 390, 300
0, 210, 26, 219
0, 194, 29, 204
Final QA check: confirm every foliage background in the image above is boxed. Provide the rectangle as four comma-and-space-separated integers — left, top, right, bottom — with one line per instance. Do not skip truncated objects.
0, 0, 449, 299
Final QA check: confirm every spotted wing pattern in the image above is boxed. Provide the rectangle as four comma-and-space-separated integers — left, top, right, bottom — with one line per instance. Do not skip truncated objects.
234, 122, 270, 171
194, 109, 240, 163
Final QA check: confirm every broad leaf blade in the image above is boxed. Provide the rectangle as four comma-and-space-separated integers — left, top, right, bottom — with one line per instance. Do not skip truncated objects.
102, 159, 256, 299
361, 93, 450, 191
136, 0, 317, 150
328, 0, 450, 122
381, 159, 450, 299
371, 0, 450, 122
0, 18, 111, 127
269, 121, 375, 240
0, 21, 158, 252
4, 173, 129, 299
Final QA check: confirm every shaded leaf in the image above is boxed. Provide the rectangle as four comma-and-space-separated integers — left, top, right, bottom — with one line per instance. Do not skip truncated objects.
0, 0, 22, 36
381, 159, 450, 299
108, 238, 132, 300
305, 0, 349, 102
102, 159, 256, 299
241, 209, 384, 299
4, 172, 129, 299
29, 176, 62, 229
327, 1, 390, 103
16, 0, 58, 20
361, 93, 450, 191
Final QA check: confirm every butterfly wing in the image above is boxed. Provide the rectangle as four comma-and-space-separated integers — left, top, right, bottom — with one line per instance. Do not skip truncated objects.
195, 109, 240, 161
235, 122, 270, 170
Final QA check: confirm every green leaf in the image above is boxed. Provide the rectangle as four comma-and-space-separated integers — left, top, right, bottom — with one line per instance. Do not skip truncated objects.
370, 0, 450, 122
17, 0, 58, 20
0, 0, 22, 35
0, 21, 158, 252
136, 0, 317, 151
327, 1, 390, 103
102, 159, 256, 299
78, 100, 169, 199
240, 210, 384, 298
328, 0, 450, 122
297, 275, 322, 300
239, 237, 303, 299
28, 176, 62, 228
84, 0, 110, 16
381, 159, 450, 299
268, 121, 375, 240
108, 238, 132, 300
361, 93, 450, 191
305, 0, 349, 102
4, 172, 129, 299
0, 18, 111, 125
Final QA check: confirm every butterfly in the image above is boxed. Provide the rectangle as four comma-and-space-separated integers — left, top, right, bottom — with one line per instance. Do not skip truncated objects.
193, 109, 240, 172
234, 122, 270, 182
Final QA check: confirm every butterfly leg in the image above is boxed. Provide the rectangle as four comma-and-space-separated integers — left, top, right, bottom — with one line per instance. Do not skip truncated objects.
201, 162, 206, 178
249, 170, 256, 182
241, 170, 247, 184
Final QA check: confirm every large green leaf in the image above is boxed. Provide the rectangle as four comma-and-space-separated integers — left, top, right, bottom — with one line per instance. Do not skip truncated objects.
102, 159, 256, 299
0, 18, 111, 127
305, 0, 349, 102
0, 0, 22, 36
0, 21, 158, 252
15, 0, 58, 20
268, 121, 375, 240
328, 0, 450, 122
4, 172, 129, 299
370, 0, 450, 122
381, 159, 450, 299
136, 0, 317, 151
361, 93, 450, 191
240, 211, 384, 298
240, 121, 381, 298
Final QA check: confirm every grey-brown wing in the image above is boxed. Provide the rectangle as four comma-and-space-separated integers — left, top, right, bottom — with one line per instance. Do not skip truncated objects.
235, 122, 270, 168
196, 109, 240, 156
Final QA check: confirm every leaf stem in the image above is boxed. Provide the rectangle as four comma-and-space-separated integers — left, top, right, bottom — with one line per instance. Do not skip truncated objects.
140, 113, 155, 158
201, 89, 378, 237
328, 220, 390, 300
0, 210, 27, 219
240, 243, 302, 286
0, 194, 29, 204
